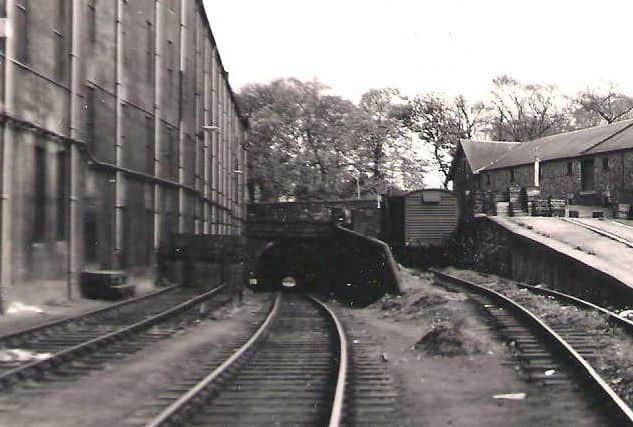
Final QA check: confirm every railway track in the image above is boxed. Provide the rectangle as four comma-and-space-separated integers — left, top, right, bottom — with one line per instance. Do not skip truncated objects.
432, 269, 633, 426
0, 284, 229, 390
563, 217, 633, 249
139, 292, 347, 427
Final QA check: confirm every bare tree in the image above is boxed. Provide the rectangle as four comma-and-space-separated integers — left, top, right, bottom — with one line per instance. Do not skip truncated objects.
486, 75, 570, 141
572, 83, 633, 127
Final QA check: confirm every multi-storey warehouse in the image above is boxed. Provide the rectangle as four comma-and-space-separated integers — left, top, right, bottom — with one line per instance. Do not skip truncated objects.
0, 0, 248, 300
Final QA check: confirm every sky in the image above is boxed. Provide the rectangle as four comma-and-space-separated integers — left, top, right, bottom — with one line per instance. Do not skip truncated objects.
203, 0, 633, 188
204, 0, 633, 102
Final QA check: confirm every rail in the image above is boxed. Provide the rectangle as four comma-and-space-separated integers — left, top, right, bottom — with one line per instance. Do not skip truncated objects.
517, 283, 633, 332
431, 269, 633, 425
146, 293, 349, 427
145, 293, 282, 427
0, 284, 226, 388
309, 295, 348, 427
0, 284, 178, 344
563, 218, 633, 249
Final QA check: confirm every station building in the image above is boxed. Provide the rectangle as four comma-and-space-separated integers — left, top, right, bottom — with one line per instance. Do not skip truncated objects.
0, 0, 248, 301
449, 120, 633, 219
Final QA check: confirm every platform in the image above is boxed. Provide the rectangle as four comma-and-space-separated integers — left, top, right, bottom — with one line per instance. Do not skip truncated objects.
489, 216, 633, 292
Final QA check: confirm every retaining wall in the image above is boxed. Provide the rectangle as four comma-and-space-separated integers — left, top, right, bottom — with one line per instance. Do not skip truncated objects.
456, 217, 633, 307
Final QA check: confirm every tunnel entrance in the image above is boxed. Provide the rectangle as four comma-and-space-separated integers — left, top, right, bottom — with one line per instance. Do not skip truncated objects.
252, 236, 395, 307
254, 239, 336, 295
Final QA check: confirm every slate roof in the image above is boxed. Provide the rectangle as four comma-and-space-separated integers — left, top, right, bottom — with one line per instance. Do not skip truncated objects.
459, 140, 520, 173
484, 119, 633, 170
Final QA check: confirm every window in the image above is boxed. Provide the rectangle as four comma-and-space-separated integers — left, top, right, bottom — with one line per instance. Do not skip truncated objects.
34, 146, 46, 241
486, 174, 491, 186
145, 115, 154, 174
87, 1, 97, 46
56, 150, 67, 240
86, 86, 96, 151
509, 168, 515, 183
602, 157, 609, 171
56, 0, 65, 30
15, 0, 28, 63
146, 21, 153, 81
567, 161, 573, 176
54, 0, 66, 81
54, 32, 66, 81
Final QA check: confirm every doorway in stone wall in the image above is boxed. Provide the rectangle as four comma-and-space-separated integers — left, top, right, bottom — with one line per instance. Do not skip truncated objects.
581, 158, 595, 192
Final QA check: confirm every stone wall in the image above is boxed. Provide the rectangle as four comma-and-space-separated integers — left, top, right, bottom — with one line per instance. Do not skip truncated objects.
454, 217, 633, 306
477, 149, 633, 206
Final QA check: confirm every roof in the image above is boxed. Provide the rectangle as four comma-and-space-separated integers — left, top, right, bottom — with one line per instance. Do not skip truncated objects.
585, 123, 633, 155
460, 140, 520, 173
484, 119, 633, 170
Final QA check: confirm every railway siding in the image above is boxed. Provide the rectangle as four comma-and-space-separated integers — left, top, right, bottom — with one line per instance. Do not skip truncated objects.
0, 285, 230, 391
438, 268, 633, 424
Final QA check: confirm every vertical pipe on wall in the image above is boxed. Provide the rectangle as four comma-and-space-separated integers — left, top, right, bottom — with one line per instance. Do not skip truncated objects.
227, 100, 232, 234
0, 0, 17, 312
210, 47, 217, 234
202, 34, 209, 234
177, 0, 186, 233
153, 0, 162, 252
225, 81, 230, 234
224, 83, 228, 234
114, 0, 124, 268
67, 0, 82, 298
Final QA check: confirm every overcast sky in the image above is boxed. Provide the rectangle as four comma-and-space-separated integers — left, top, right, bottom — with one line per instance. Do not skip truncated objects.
205, 0, 633, 102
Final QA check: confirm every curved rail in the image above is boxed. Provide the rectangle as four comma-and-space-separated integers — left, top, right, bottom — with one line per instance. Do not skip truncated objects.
309, 295, 348, 427
0, 284, 178, 345
431, 269, 633, 425
146, 294, 349, 427
517, 283, 633, 332
145, 293, 282, 427
0, 284, 226, 388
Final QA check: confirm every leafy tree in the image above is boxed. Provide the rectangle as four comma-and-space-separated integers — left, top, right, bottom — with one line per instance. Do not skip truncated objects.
402, 94, 476, 184
348, 88, 426, 195
239, 81, 426, 201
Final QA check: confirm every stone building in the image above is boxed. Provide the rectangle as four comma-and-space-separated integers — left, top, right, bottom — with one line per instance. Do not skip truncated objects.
449, 119, 633, 219
447, 139, 519, 220
0, 0, 248, 299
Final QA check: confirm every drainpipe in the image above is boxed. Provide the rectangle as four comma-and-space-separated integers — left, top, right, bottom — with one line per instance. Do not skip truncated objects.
211, 47, 217, 234
0, 0, 16, 313
534, 157, 540, 188
202, 38, 209, 234
67, 0, 82, 299
114, 0, 124, 269
177, 0, 186, 233
153, 0, 162, 254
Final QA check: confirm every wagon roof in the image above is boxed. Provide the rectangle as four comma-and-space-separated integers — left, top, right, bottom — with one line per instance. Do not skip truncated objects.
483, 119, 633, 170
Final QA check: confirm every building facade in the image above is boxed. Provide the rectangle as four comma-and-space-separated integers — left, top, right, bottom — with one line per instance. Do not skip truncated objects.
0, 0, 248, 298
450, 120, 633, 218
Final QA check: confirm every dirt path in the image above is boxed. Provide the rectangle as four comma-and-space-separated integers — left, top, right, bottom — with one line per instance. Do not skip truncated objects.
334, 267, 606, 426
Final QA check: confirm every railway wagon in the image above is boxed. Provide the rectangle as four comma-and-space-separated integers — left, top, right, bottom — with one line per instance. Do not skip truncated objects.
381, 189, 459, 263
